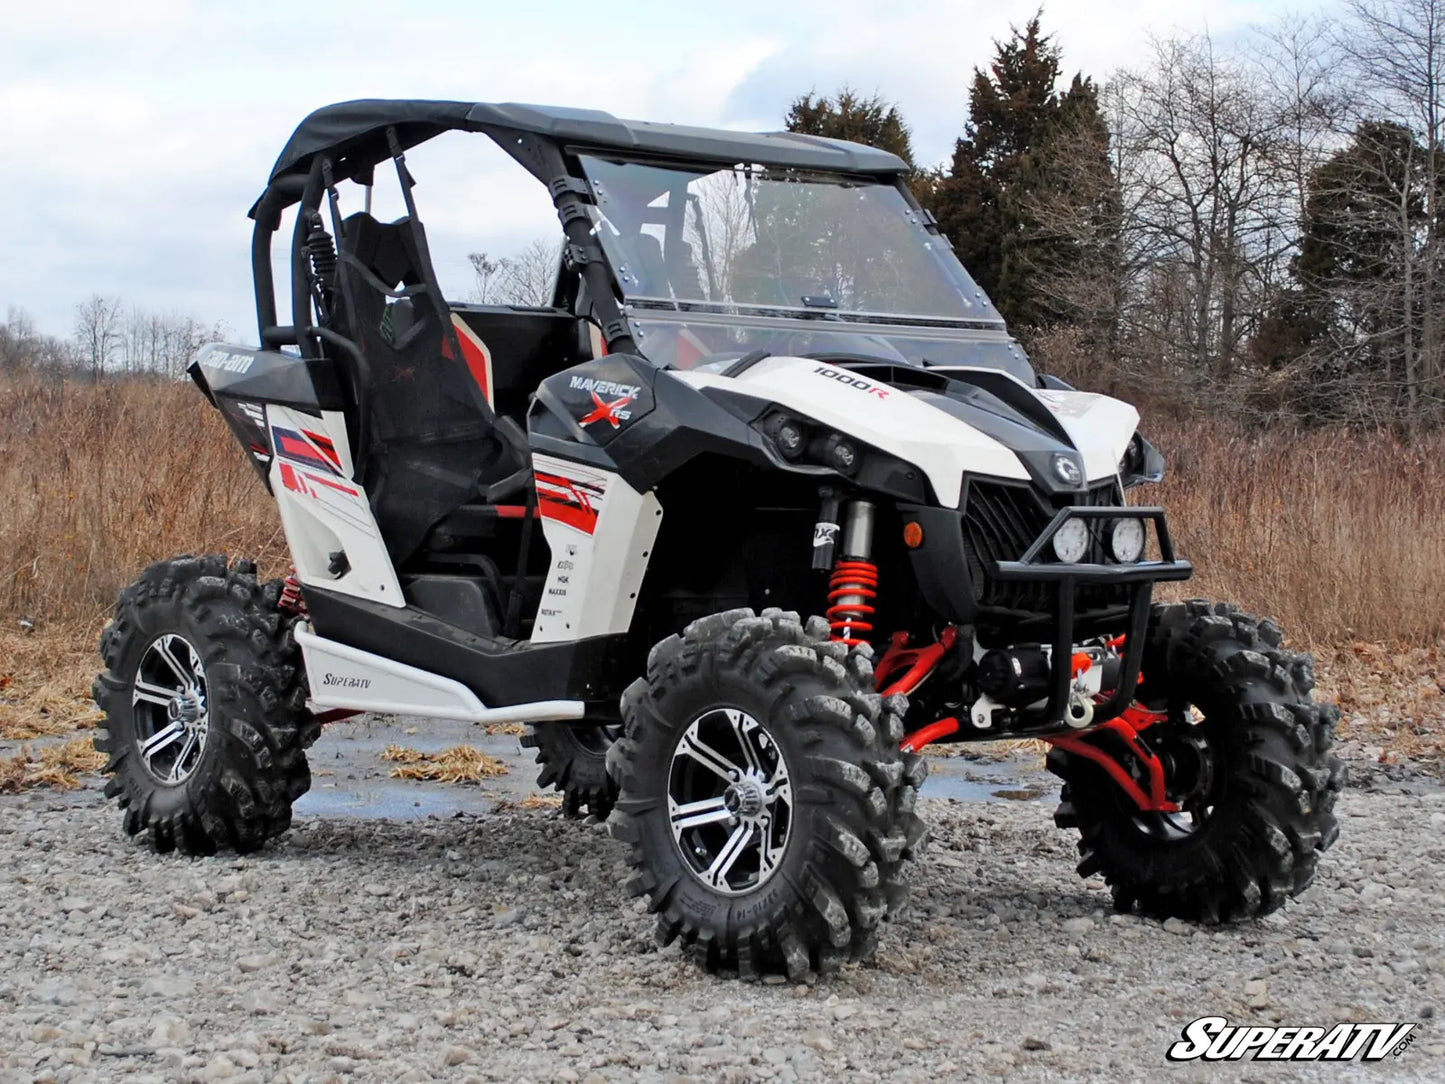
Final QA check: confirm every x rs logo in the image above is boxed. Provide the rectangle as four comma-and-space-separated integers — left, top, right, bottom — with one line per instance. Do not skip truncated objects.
579, 390, 636, 429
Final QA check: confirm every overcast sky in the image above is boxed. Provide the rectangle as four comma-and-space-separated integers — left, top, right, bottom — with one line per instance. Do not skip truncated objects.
2, 0, 1322, 340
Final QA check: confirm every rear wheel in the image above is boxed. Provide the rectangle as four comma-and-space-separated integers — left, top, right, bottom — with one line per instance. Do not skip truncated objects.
521, 722, 619, 818
92, 555, 317, 854
1049, 600, 1345, 922
608, 608, 926, 979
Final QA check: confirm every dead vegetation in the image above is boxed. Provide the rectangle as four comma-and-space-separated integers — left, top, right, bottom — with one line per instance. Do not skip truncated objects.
0, 377, 1441, 761
0, 625, 101, 739
1150, 421, 1445, 647
0, 376, 287, 623
381, 744, 509, 783
0, 737, 106, 793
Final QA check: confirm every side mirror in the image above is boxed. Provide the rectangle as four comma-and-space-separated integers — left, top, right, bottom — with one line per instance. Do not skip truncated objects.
1120, 432, 1165, 488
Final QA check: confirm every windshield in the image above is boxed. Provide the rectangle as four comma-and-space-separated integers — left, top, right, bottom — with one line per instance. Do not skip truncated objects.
627, 311, 1035, 383
578, 156, 1002, 323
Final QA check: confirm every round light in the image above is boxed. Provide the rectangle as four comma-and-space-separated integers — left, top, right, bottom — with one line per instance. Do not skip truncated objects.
903, 522, 924, 549
829, 438, 858, 473
774, 419, 804, 459
1051, 519, 1090, 564
1110, 518, 1146, 562
1052, 454, 1082, 486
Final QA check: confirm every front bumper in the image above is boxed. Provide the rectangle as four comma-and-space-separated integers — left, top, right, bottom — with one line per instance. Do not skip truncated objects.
992, 505, 1193, 727
903, 499, 1193, 728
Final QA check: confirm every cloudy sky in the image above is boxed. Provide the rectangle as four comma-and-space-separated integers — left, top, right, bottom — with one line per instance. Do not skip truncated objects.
2, 0, 1321, 340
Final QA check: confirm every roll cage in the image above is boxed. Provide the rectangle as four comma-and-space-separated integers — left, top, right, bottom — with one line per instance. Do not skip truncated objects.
245, 98, 929, 365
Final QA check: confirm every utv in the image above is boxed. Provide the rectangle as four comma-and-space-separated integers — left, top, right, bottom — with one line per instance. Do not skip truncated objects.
94, 99, 1343, 977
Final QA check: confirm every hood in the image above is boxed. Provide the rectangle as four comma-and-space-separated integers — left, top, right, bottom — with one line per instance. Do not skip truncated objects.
675, 357, 1138, 508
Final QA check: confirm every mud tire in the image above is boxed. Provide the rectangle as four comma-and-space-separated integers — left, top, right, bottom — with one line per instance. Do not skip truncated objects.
92, 555, 316, 855
1049, 600, 1345, 922
608, 608, 926, 979
521, 722, 619, 818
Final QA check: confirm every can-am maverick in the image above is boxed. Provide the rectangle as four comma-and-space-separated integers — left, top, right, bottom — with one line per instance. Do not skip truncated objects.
94, 99, 1343, 977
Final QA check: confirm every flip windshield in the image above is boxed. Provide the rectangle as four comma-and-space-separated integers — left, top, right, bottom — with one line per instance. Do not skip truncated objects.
577, 156, 1029, 379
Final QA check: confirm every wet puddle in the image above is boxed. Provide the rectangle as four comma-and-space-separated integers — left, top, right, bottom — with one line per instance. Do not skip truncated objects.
295, 716, 1051, 820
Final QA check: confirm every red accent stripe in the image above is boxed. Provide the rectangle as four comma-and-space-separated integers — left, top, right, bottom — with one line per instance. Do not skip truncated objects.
453, 327, 492, 404
277, 433, 331, 467
538, 496, 598, 534
302, 430, 341, 469
302, 471, 359, 497
494, 505, 538, 519
279, 462, 301, 492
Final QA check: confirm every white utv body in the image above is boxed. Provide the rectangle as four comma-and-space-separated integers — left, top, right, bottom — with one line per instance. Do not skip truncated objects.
93, 100, 1344, 979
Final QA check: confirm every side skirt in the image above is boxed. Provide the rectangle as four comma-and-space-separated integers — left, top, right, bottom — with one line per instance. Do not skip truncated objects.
295, 626, 586, 723
303, 585, 635, 706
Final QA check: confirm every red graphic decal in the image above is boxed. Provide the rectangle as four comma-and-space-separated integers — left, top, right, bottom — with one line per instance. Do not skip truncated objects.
273, 428, 338, 473
535, 471, 602, 535
579, 390, 636, 429
448, 316, 494, 408
301, 471, 359, 498
280, 461, 359, 501
302, 429, 341, 470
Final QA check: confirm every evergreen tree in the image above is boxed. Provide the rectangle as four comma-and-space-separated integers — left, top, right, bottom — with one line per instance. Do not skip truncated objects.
785, 88, 917, 167
930, 13, 1119, 332
1255, 120, 1432, 421
783, 87, 939, 202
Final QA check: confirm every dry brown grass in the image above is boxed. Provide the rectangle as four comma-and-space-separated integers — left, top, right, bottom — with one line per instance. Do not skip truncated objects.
381, 743, 508, 783
1149, 421, 1445, 647
0, 737, 106, 793
0, 376, 285, 625
0, 377, 1440, 758
0, 625, 101, 738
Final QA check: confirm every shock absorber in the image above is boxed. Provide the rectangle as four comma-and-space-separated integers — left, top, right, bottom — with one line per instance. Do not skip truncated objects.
827, 500, 877, 646
278, 566, 307, 617
305, 212, 338, 322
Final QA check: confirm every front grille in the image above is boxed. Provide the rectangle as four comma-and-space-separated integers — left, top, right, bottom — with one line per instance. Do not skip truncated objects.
962, 478, 1125, 615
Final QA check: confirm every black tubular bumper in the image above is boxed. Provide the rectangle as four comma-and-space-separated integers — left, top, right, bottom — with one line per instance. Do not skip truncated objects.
991, 506, 1194, 728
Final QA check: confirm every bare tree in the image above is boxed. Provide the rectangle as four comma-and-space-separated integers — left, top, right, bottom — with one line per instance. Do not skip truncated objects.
1253, 15, 1347, 265
0, 307, 39, 373
73, 294, 124, 381
1108, 34, 1297, 384
497, 239, 562, 307
468, 240, 562, 307
1337, 0, 1445, 422
468, 252, 503, 304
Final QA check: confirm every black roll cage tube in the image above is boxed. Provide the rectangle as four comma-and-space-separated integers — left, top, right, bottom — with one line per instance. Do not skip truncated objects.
247, 128, 640, 358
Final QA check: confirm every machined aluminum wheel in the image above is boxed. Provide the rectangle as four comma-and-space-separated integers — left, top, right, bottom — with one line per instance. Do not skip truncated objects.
130, 633, 209, 786
609, 608, 925, 978
667, 708, 793, 896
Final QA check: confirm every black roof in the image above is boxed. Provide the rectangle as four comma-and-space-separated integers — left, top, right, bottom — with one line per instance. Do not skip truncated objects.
267, 99, 909, 187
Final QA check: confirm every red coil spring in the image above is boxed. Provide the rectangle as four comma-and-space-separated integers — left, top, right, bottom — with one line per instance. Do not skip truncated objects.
827, 559, 878, 646
278, 566, 307, 617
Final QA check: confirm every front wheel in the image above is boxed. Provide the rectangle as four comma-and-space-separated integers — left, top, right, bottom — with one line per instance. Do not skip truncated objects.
608, 608, 926, 979
1049, 600, 1345, 923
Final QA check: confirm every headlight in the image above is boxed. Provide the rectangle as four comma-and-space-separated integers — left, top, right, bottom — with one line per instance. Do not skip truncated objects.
1109, 518, 1146, 562
823, 434, 859, 474
771, 416, 805, 460
1051, 519, 1090, 563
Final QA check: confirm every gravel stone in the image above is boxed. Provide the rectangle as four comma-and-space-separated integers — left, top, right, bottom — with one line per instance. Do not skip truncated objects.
1, 767, 1440, 1082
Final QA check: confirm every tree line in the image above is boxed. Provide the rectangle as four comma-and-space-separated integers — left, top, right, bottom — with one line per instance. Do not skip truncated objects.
1, 297, 221, 381
790, 2, 1445, 429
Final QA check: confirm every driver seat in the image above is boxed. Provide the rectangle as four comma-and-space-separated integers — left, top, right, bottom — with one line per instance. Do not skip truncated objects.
332, 212, 528, 564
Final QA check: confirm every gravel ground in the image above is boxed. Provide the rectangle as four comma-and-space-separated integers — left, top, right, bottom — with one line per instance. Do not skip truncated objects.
1, 756, 1441, 1084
